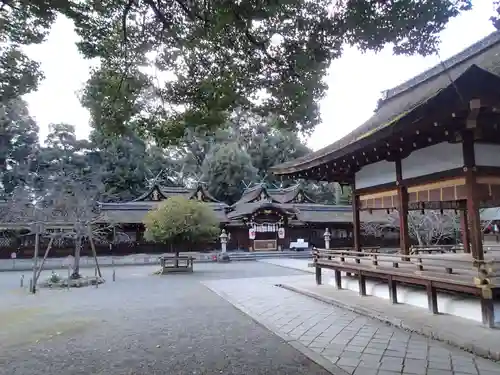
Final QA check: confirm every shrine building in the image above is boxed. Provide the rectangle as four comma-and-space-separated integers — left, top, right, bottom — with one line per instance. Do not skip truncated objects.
271, 31, 500, 262
270, 31, 500, 327
97, 182, 388, 253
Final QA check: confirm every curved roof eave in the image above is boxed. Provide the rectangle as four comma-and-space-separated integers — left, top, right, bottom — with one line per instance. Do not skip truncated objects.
271, 32, 500, 177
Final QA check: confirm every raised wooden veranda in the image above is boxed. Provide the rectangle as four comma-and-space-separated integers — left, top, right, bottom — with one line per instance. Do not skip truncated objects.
312, 247, 500, 327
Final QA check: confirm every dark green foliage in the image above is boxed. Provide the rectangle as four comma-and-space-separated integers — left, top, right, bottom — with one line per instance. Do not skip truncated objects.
0, 99, 339, 206
239, 119, 309, 184
66, 0, 474, 144
0, 0, 77, 100
0, 99, 39, 196
201, 142, 257, 204
143, 196, 220, 247
88, 130, 183, 201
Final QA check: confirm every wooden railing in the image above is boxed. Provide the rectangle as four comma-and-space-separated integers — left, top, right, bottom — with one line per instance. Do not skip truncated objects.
409, 244, 463, 255
311, 247, 500, 328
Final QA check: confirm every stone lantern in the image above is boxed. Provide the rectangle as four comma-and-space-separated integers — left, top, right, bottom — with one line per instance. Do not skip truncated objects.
220, 229, 228, 253
323, 228, 331, 249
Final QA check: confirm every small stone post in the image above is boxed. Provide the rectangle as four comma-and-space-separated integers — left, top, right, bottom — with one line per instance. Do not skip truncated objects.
323, 228, 331, 249
220, 229, 228, 253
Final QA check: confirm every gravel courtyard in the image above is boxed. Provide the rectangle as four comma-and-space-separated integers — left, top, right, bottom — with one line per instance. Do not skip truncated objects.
0, 262, 332, 375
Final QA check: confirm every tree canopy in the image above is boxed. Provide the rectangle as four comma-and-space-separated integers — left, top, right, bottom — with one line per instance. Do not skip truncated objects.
201, 142, 258, 204
1, 0, 486, 145
0, 100, 341, 205
143, 196, 220, 248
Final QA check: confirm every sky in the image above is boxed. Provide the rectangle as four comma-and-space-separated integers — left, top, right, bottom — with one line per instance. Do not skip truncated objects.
23, 1, 497, 151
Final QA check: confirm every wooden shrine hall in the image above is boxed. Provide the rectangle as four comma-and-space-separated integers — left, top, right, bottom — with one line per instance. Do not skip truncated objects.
97, 182, 389, 253
271, 31, 500, 327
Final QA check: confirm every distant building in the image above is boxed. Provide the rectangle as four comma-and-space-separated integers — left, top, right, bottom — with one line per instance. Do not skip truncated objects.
98, 183, 388, 252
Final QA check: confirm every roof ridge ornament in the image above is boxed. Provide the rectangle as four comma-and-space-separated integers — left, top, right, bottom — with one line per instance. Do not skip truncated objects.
145, 167, 166, 188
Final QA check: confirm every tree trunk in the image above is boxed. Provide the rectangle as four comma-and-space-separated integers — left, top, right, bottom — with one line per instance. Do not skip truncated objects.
415, 231, 423, 246
72, 236, 82, 278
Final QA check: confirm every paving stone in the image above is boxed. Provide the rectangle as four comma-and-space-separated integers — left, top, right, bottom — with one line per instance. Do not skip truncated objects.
204, 276, 500, 375
360, 353, 383, 364
382, 357, 404, 365
404, 359, 428, 367
339, 365, 357, 374
338, 357, 362, 367
322, 349, 343, 358
373, 341, 391, 345
429, 361, 453, 370
378, 370, 402, 375
453, 369, 479, 375
346, 345, 368, 353
477, 360, 500, 372
360, 361, 382, 369
379, 362, 404, 372
323, 355, 339, 363
402, 364, 427, 375
364, 348, 386, 356
406, 351, 429, 360
385, 349, 407, 358
351, 340, 371, 347
388, 341, 408, 348
342, 350, 363, 359
427, 370, 454, 375
452, 356, 475, 364
478, 371, 500, 375
326, 343, 348, 351
354, 366, 379, 375
368, 343, 390, 350
309, 342, 327, 349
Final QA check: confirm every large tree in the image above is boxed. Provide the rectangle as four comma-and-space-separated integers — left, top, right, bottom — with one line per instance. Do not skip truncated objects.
201, 142, 257, 203
66, 0, 476, 145
0, 1, 62, 101
2, 1, 486, 148
239, 119, 309, 183
0, 99, 39, 196
38, 123, 91, 176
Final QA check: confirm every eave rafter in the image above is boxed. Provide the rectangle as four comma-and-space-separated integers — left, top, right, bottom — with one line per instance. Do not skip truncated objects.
276, 97, 500, 184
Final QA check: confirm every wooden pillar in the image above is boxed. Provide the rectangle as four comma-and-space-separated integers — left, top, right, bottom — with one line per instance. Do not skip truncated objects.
315, 265, 322, 285
351, 183, 361, 251
426, 282, 438, 314
462, 130, 484, 261
460, 209, 471, 253
395, 158, 410, 256
388, 276, 398, 304
334, 270, 342, 289
358, 272, 367, 296
481, 289, 495, 328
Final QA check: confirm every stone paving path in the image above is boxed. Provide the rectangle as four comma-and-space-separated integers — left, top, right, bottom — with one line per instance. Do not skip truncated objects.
203, 275, 500, 375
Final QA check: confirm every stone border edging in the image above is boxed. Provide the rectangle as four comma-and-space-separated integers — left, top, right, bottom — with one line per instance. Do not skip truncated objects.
0, 253, 312, 272
276, 283, 500, 361
203, 282, 349, 375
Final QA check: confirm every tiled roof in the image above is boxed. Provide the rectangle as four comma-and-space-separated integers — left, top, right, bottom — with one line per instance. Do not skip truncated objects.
271, 31, 500, 176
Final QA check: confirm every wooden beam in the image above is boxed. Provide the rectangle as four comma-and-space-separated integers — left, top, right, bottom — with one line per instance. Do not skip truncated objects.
460, 209, 471, 254
396, 157, 410, 256
462, 127, 484, 261
352, 182, 361, 252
